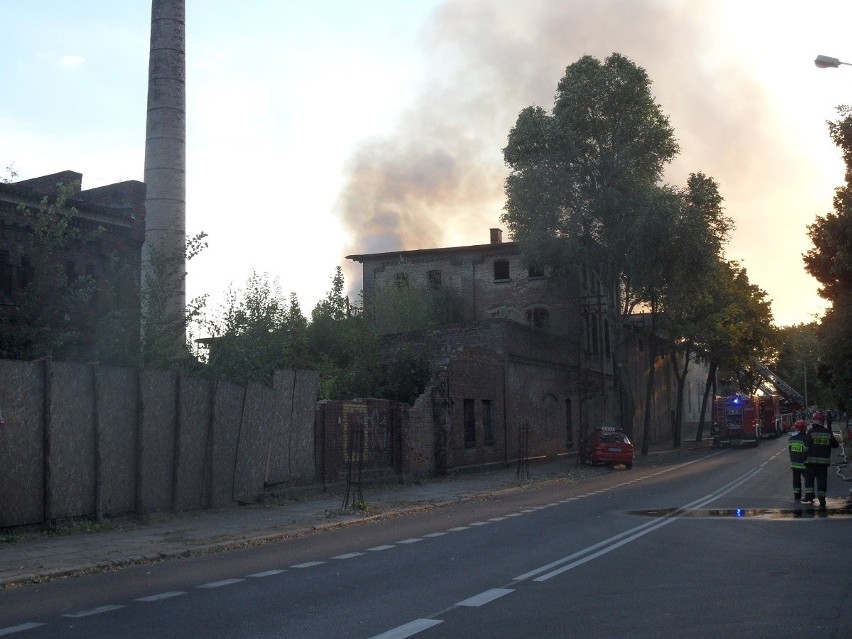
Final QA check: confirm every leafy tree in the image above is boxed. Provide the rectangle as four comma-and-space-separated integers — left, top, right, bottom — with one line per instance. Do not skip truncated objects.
141, 231, 208, 372
651, 174, 733, 448
0, 182, 101, 361
201, 271, 302, 385
774, 322, 826, 409
502, 53, 679, 430
804, 105, 852, 407
628, 174, 732, 450
689, 260, 775, 440
91, 251, 144, 367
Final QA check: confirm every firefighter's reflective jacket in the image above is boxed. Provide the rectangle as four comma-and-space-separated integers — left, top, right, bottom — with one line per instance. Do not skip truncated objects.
804, 424, 839, 466
788, 431, 808, 469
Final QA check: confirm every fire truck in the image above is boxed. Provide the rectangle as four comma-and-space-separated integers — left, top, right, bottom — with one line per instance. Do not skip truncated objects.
712, 394, 762, 447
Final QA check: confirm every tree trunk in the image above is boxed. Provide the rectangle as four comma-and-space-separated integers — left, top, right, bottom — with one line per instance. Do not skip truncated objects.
640, 300, 658, 456
671, 346, 692, 448
695, 361, 717, 441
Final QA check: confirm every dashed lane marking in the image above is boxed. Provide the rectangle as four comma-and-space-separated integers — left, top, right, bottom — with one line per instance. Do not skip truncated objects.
367, 544, 396, 551
457, 588, 514, 607
197, 578, 245, 589
0, 623, 46, 636
291, 561, 325, 568
397, 538, 423, 544
368, 618, 443, 639
135, 591, 186, 602
247, 569, 287, 577
332, 553, 365, 560
62, 605, 124, 618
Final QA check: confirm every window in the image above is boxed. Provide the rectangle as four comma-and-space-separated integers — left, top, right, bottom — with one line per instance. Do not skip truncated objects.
464, 399, 476, 448
394, 272, 408, 288
565, 399, 573, 447
493, 260, 510, 281
527, 263, 545, 278
525, 307, 550, 330
483, 400, 494, 446
0, 250, 10, 296
427, 270, 442, 290
591, 314, 599, 354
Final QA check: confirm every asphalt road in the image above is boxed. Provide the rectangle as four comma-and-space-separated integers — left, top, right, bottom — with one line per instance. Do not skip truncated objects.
2, 437, 849, 638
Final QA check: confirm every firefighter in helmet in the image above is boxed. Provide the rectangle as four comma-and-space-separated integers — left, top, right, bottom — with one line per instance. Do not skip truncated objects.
802, 410, 839, 509
788, 420, 808, 501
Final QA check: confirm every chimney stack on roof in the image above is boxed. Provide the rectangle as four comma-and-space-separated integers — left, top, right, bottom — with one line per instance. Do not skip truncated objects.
490, 228, 502, 244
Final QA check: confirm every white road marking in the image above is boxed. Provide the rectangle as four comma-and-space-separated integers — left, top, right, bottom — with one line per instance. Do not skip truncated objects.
333, 552, 365, 560
247, 569, 287, 577
448, 526, 469, 532
291, 561, 325, 568
197, 578, 245, 589
368, 544, 396, 551
423, 531, 448, 537
0, 623, 46, 636
469, 521, 490, 526
63, 605, 124, 618
516, 465, 763, 583
457, 588, 514, 607
136, 591, 186, 602
369, 618, 443, 639
397, 538, 423, 544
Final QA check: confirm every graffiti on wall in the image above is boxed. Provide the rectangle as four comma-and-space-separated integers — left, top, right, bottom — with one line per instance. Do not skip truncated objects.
340, 401, 394, 466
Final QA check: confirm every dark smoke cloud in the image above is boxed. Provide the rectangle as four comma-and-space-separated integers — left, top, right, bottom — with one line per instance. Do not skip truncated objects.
338, 0, 785, 300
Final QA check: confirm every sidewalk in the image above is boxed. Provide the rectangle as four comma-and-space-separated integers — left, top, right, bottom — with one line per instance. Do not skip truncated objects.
1, 438, 846, 590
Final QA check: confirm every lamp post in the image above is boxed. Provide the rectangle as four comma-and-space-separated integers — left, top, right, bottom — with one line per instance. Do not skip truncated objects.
814, 54, 852, 69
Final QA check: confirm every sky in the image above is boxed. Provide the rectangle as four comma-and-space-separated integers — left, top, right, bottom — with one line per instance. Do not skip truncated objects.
2, 0, 851, 328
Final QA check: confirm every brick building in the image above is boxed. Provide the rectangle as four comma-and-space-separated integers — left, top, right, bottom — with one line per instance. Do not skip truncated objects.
348, 228, 714, 476
348, 229, 624, 475
0, 171, 146, 362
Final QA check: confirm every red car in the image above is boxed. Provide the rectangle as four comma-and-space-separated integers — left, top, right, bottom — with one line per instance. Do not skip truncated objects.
580, 427, 634, 469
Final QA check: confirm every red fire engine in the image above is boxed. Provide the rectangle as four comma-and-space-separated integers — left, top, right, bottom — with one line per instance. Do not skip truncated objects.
712, 394, 762, 447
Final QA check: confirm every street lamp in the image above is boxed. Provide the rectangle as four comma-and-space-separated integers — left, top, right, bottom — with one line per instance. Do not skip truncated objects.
814, 54, 852, 69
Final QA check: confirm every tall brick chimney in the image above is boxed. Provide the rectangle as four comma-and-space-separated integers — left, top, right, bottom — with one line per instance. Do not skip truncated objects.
490, 228, 503, 244
143, 0, 186, 341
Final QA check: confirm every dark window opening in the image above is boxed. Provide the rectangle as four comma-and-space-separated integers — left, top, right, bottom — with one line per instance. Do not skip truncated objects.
395, 272, 408, 288
526, 307, 550, 330
427, 270, 442, 290
565, 398, 573, 448
483, 400, 494, 446
493, 260, 510, 281
464, 399, 476, 448
591, 314, 599, 354
528, 263, 545, 278
0, 250, 11, 296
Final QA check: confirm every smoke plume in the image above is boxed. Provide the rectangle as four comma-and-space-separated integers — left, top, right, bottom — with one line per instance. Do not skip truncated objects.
338, 0, 797, 307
